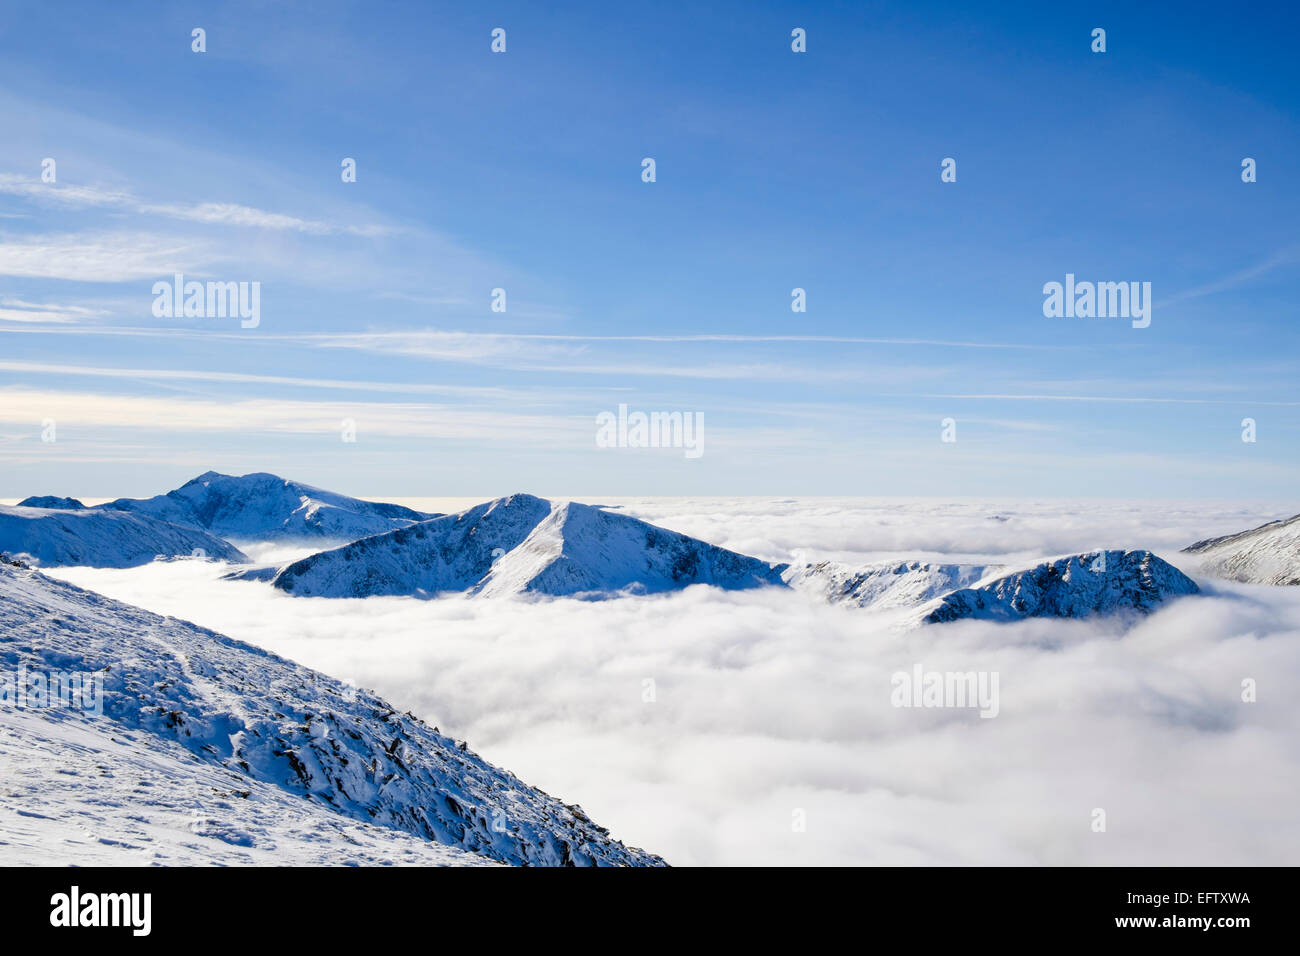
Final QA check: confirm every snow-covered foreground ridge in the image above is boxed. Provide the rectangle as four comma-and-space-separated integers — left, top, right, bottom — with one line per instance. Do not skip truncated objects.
1183, 512, 1300, 586
0, 560, 666, 867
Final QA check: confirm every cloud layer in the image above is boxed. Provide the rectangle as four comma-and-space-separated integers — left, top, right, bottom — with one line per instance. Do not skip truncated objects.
47, 498, 1300, 866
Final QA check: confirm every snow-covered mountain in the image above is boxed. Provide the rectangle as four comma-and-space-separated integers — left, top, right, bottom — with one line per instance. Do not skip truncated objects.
17, 495, 85, 509
0, 560, 665, 866
783, 560, 994, 610
95, 471, 437, 542
917, 550, 1199, 624
0, 504, 247, 568
252, 493, 787, 599
236, 493, 554, 595
0, 685, 494, 866
1182, 513, 1300, 585
475, 498, 787, 598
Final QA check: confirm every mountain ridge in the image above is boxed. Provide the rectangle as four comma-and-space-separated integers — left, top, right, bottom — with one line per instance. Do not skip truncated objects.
1182, 512, 1300, 585
0, 561, 665, 866
784, 559, 995, 611
917, 550, 1199, 624
262, 493, 788, 599
94, 471, 439, 542
0, 504, 247, 568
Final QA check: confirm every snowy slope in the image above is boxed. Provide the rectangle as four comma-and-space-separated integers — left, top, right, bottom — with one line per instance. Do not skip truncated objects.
783, 560, 994, 610
0, 561, 665, 866
0, 505, 247, 568
1182, 513, 1300, 585
0, 707, 493, 866
261, 494, 787, 599
917, 550, 1199, 624
95, 471, 436, 542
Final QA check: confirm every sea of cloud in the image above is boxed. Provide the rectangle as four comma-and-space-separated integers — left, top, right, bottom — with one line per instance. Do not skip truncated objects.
47, 498, 1300, 866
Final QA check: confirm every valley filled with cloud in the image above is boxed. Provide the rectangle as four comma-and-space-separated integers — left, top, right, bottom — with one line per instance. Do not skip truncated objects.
48, 497, 1300, 866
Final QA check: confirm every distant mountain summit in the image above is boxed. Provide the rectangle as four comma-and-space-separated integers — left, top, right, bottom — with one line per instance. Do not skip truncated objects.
1183, 513, 1300, 586
256, 494, 787, 599
4, 472, 430, 568
16, 496, 85, 510
476, 498, 788, 598
917, 550, 1199, 624
96, 471, 437, 542
0, 503, 246, 568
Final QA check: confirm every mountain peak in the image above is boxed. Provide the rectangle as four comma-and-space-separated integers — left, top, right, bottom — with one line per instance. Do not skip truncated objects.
918, 550, 1198, 624
185, 470, 231, 485
16, 496, 86, 510
98, 472, 437, 542
263, 495, 786, 599
485, 492, 551, 511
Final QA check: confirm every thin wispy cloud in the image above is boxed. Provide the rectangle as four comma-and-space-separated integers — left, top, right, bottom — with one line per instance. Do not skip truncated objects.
0, 176, 134, 208
0, 387, 589, 444
0, 4, 1295, 499
0, 232, 209, 282
909, 392, 1300, 407
0, 309, 80, 324
1160, 245, 1300, 307
312, 329, 1077, 350
0, 359, 621, 401
0, 298, 106, 323
0, 175, 391, 238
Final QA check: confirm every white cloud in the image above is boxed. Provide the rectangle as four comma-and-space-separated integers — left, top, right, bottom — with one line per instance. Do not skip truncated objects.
0, 359, 567, 399
137, 201, 389, 237
0, 176, 134, 208
911, 392, 1300, 407
330, 329, 1072, 350
0, 387, 588, 444
0, 298, 108, 324
304, 330, 947, 384
0, 175, 389, 237
0, 232, 207, 282
1160, 245, 1300, 307
0, 309, 77, 324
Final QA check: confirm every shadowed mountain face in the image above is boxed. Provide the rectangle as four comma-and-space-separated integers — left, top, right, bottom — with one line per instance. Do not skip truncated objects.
0, 504, 247, 568
1183, 513, 1300, 586
261, 494, 788, 599
95, 471, 437, 542
918, 550, 1199, 624
265, 494, 555, 597
0, 561, 666, 866
17, 496, 85, 510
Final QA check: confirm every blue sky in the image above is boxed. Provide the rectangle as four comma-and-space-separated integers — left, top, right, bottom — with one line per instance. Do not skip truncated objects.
1, 0, 1297, 498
